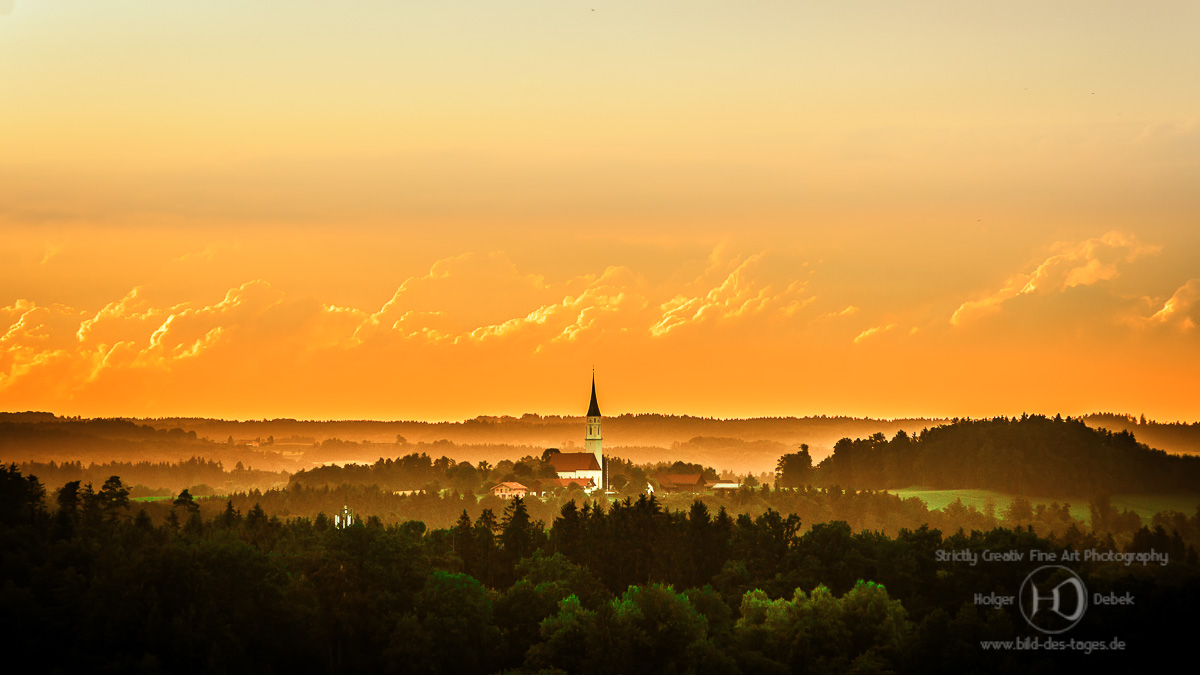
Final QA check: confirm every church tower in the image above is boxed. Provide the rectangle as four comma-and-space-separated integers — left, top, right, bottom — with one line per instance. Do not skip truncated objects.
585, 372, 602, 470
547, 373, 605, 492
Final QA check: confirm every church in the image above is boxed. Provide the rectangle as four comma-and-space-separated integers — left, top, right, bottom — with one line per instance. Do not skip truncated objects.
547, 374, 605, 492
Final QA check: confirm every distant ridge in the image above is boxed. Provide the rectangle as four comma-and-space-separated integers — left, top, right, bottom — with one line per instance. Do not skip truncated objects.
817, 415, 1200, 495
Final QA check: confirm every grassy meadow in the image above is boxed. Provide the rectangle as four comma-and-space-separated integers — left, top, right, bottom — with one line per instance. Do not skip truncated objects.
889, 487, 1200, 526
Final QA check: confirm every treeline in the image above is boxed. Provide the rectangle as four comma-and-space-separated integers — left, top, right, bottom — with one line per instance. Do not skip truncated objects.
1084, 412, 1200, 455
298, 438, 745, 476
290, 450, 555, 493
17, 458, 288, 496
2, 465, 1198, 673
218, 479, 1198, 552
0, 417, 299, 472
809, 415, 1200, 495
139, 412, 941, 448
290, 451, 712, 498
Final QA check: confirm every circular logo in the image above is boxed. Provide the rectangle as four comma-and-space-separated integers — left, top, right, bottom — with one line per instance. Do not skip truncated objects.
1019, 565, 1088, 634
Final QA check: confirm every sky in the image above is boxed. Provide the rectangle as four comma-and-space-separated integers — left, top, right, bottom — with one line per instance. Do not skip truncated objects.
1, 1, 1198, 422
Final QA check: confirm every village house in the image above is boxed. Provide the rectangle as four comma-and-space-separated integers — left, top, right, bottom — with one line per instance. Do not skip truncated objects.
653, 473, 708, 494
491, 481, 528, 499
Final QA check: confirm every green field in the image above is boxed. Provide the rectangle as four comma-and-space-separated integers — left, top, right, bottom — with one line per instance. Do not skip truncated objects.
131, 494, 226, 503
1108, 493, 1200, 523
889, 487, 1200, 526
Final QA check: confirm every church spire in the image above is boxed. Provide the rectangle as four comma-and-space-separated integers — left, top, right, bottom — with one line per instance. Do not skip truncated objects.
585, 371, 603, 483
587, 371, 601, 417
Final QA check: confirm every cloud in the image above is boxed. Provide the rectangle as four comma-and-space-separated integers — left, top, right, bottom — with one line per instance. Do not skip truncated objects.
1, 301, 84, 351
40, 242, 63, 265
139, 280, 286, 361
950, 231, 1158, 326
1, 246, 823, 413
0, 280, 312, 397
352, 251, 551, 344
0, 300, 89, 393
649, 253, 809, 337
853, 323, 896, 345
809, 305, 859, 325
466, 266, 642, 346
75, 287, 159, 343
778, 286, 817, 318
346, 247, 811, 347
1139, 278, 1200, 332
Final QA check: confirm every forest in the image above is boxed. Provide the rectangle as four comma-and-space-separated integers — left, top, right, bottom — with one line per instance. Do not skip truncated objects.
808, 414, 1200, 495
1082, 413, 1200, 455
2, 463, 1199, 673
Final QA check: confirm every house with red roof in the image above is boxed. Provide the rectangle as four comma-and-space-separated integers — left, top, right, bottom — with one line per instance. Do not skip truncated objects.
491, 482, 529, 499
653, 473, 707, 493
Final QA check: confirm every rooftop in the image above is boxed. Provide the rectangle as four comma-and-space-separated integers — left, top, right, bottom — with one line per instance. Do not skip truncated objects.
550, 452, 601, 472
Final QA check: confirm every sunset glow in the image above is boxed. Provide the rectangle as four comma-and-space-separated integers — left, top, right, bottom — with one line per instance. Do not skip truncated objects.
2, 1, 1198, 421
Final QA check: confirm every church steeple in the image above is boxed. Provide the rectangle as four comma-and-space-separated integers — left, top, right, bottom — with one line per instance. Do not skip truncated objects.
585, 371, 602, 473
587, 371, 601, 417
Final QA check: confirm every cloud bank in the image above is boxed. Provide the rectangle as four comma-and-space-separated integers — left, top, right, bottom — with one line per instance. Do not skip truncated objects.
951, 231, 1159, 326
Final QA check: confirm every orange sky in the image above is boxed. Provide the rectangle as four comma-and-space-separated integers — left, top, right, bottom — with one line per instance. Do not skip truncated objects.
2, 2, 1198, 422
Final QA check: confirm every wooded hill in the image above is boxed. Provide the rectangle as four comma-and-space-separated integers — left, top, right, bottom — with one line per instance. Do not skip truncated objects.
0, 416, 300, 472
810, 415, 1200, 495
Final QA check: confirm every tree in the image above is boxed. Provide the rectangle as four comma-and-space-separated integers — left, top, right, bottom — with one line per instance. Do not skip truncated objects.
173, 488, 200, 513
56, 480, 81, 516
453, 509, 474, 561
218, 500, 242, 529
1005, 496, 1034, 525
551, 500, 585, 564
79, 482, 101, 525
776, 445, 814, 488
246, 503, 267, 528
134, 507, 153, 531
495, 553, 607, 668
473, 508, 500, 587
98, 475, 130, 519
525, 595, 598, 673
451, 462, 481, 494
1088, 494, 1116, 533
500, 496, 538, 565
607, 584, 710, 673
735, 581, 911, 673
0, 464, 45, 526
402, 571, 499, 674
